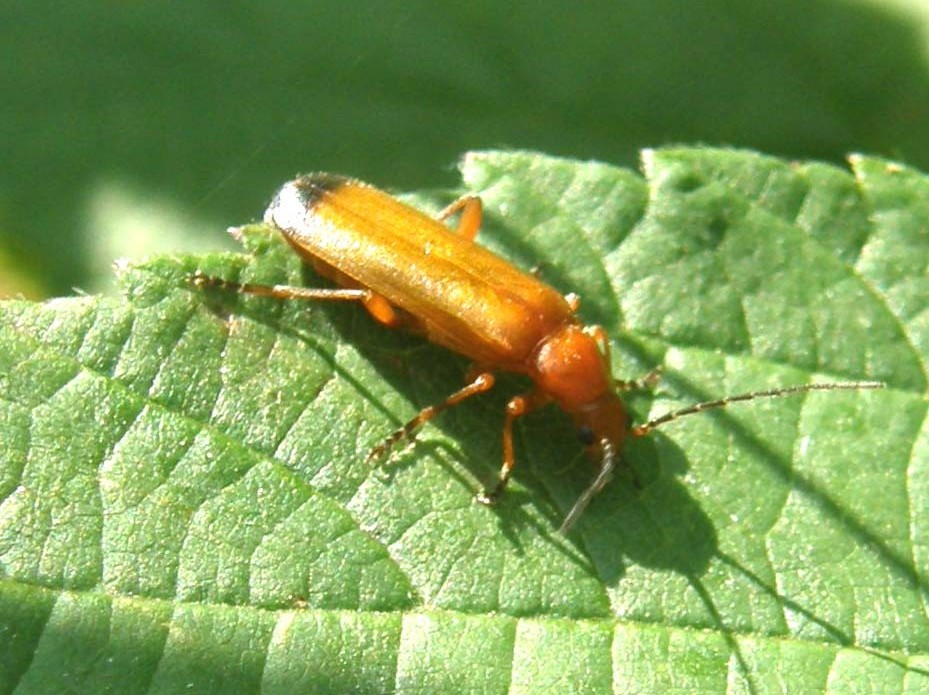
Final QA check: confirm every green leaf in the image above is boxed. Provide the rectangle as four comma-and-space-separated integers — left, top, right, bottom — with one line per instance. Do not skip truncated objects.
1, 148, 927, 693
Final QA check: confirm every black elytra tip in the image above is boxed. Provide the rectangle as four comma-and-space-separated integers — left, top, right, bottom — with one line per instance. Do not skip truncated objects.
264, 173, 356, 228
292, 173, 353, 205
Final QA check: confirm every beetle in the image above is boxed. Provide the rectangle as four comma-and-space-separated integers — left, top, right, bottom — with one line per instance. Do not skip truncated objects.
192, 173, 883, 532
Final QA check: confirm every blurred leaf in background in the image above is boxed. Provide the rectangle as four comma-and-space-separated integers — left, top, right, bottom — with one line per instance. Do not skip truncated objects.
2, 0, 929, 296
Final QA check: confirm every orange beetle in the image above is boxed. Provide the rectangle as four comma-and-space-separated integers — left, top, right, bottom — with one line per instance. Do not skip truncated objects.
194, 174, 883, 532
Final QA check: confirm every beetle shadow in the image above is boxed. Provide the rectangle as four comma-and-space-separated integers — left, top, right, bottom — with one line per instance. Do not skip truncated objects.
189, 266, 929, 640
192, 269, 579, 545
366, 371, 597, 559
192, 279, 929, 687
656, 368, 929, 601
192, 271, 718, 571
711, 552, 929, 680
616, 364, 928, 671
532, 429, 718, 584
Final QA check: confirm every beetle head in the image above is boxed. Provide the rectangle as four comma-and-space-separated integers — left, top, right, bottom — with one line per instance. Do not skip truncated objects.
531, 325, 631, 531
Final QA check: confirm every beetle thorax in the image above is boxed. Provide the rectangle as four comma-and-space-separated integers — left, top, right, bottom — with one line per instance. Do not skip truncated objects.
530, 324, 612, 412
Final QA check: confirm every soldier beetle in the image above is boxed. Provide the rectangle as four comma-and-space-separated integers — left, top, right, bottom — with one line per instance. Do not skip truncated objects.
192, 174, 884, 533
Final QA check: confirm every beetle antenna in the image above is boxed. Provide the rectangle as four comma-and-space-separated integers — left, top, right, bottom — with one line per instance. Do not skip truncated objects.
559, 439, 617, 534
631, 380, 884, 437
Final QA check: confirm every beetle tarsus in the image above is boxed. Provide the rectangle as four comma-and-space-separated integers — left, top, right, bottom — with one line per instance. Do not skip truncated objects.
190, 271, 230, 290
475, 488, 500, 506
365, 425, 420, 464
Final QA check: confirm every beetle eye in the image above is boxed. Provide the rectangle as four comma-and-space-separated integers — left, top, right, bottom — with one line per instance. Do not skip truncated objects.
576, 426, 596, 446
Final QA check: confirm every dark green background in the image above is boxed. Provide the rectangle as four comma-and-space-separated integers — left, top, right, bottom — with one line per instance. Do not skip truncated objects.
3, 0, 929, 296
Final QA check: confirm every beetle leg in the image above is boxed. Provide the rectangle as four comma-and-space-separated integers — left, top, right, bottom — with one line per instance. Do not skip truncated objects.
191, 272, 370, 302
365, 372, 496, 464
191, 271, 405, 328
307, 262, 405, 327
437, 195, 483, 242
361, 293, 402, 327
615, 367, 663, 392
584, 324, 612, 375
477, 390, 550, 504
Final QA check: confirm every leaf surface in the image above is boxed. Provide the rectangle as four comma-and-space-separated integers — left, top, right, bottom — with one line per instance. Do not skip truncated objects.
1, 149, 926, 693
